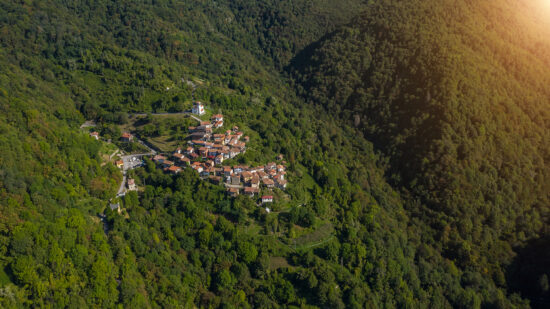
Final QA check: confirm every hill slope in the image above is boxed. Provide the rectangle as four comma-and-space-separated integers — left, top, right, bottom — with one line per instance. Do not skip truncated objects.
0, 0, 548, 307
0, 1, 453, 307
290, 0, 550, 305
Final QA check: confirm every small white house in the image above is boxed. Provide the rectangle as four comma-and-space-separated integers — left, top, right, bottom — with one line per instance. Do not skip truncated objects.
127, 179, 137, 191
211, 114, 224, 122
192, 101, 205, 115
261, 195, 273, 203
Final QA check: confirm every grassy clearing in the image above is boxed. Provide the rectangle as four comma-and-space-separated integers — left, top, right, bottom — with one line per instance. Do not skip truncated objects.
146, 135, 182, 153
239, 222, 263, 235
98, 142, 119, 162
120, 113, 195, 153
276, 222, 334, 252
294, 222, 334, 248
269, 257, 293, 271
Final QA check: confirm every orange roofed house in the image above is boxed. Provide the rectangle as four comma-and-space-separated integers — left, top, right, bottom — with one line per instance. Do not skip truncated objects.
166, 165, 182, 174
211, 114, 224, 128
263, 178, 275, 188
121, 132, 133, 142
153, 155, 166, 164
244, 187, 259, 197
227, 187, 239, 197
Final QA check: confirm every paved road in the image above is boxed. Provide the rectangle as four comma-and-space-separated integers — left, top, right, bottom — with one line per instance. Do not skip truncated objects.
134, 136, 158, 154
189, 114, 202, 122
109, 149, 119, 160
117, 172, 127, 197
81, 77, 200, 198
116, 136, 156, 197
116, 156, 142, 197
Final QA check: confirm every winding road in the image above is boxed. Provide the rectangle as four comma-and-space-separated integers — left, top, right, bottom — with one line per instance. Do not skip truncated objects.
116, 137, 157, 197
92, 76, 203, 197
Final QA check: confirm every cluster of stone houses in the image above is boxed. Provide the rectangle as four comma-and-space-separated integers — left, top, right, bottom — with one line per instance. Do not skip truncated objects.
187, 119, 248, 163
222, 162, 288, 197
145, 108, 288, 201
150, 145, 287, 199
151, 149, 288, 190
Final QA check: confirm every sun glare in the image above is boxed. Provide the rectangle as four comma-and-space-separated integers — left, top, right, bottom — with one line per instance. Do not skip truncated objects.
535, 0, 550, 27
539, 0, 550, 10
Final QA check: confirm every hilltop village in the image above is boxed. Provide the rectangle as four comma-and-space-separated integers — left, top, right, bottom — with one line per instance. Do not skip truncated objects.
108, 101, 288, 203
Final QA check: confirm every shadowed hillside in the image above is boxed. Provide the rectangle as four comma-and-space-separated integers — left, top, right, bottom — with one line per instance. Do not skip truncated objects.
290, 0, 550, 304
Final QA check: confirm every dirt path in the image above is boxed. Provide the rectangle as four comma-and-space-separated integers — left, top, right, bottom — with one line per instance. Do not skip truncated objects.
109, 149, 119, 160
80, 120, 96, 129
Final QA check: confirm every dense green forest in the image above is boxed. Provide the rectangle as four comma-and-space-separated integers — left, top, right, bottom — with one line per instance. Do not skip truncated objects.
290, 0, 550, 307
0, 0, 548, 307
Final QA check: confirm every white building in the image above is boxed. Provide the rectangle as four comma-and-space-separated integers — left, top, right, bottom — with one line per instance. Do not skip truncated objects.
261, 195, 273, 203
192, 101, 205, 115
110, 203, 121, 214
127, 179, 137, 191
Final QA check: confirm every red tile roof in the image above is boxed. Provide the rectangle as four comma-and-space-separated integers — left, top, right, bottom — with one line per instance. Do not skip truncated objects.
153, 155, 166, 161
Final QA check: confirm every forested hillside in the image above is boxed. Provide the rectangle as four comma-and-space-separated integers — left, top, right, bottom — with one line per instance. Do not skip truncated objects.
0, 0, 430, 307
0, 0, 548, 307
290, 0, 550, 306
